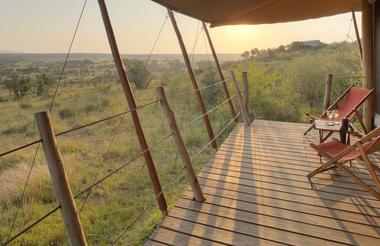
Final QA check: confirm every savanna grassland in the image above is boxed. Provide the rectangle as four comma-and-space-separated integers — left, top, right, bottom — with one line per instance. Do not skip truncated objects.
0, 40, 362, 245
0, 53, 236, 245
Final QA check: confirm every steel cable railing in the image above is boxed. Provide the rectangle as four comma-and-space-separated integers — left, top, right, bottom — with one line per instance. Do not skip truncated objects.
193, 111, 241, 159
109, 111, 241, 244
166, 78, 230, 101
181, 95, 235, 130
2, 132, 174, 246
2, 66, 242, 245
0, 99, 160, 158
110, 166, 186, 245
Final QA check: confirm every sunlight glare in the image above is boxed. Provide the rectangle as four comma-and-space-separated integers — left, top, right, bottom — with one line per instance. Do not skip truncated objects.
231, 25, 254, 37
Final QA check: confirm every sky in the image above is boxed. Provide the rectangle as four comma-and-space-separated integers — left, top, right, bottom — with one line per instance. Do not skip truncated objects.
0, 0, 362, 54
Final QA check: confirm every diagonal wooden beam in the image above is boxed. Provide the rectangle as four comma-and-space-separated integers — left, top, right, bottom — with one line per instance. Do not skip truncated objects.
97, 0, 168, 216
202, 22, 237, 121
168, 9, 217, 149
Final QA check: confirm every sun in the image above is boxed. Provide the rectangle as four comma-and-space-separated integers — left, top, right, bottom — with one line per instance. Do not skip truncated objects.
231, 25, 253, 35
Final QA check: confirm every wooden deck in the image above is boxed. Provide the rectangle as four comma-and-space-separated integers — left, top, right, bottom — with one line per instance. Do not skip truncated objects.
146, 120, 380, 246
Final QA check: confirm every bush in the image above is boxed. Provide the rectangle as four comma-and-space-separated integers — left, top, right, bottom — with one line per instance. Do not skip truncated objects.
19, 101, 33, 109
59, 108, 76, 119
84, 103, 100, 113
100, 98, 110, 108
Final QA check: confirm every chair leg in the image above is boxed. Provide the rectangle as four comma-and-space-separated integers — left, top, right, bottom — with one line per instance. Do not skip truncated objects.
307, 176, 314, 190
304, 123, 315, 136
336, 162, 380, 200
322, 131, 334, 143
358, 146, 380, 193
308, 160, 335, 179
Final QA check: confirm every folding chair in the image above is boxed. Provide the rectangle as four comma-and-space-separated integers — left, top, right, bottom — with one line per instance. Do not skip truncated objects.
304, 85, 374, 138
308, 126, 380, 200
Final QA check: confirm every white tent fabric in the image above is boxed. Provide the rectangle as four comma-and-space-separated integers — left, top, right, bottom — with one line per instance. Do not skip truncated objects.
151, 0, 361, 26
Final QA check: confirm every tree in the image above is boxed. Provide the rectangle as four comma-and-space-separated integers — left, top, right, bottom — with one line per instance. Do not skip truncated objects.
125, 59, 153, 89
250, 48, 259, 57
18, 76, 32, 98
198, 70, 222, 106
3, 72, 32, 99
36, 73, 55, 97
241, 51, 250, 60
276, 45, 286, 53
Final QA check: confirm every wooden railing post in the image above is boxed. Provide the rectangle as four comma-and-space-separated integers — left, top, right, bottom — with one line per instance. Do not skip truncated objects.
156, 87, 206, 202
202, 22, 237, 121
323, 73, 333, 112
230, 71, 250, 125
97, 0, 168, 216
352, 11, 363, 62
242, 71, 250, 116
361, 0, 375, 131
168, 9, 217, 150
35, 111, 87, 246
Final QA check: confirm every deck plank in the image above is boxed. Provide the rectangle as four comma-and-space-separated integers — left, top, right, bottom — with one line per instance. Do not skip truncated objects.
147, 120, 380, 245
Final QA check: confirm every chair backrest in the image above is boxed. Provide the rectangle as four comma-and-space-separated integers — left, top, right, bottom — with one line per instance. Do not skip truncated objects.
337, 86, 373, 120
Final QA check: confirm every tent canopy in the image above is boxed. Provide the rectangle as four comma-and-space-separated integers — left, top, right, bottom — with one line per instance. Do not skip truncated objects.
151, 0, 361, 26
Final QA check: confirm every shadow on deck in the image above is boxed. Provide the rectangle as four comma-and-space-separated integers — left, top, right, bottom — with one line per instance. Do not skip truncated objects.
146, 120, 380, 245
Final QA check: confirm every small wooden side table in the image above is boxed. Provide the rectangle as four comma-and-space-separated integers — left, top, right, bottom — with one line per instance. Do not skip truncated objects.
314, 119, 350, 144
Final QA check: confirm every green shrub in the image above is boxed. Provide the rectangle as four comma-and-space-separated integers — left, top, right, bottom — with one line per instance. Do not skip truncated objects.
59, 108, 76, 119
100, 98, 110, 108
84, 103, 100, 113
19, 101, 33, 109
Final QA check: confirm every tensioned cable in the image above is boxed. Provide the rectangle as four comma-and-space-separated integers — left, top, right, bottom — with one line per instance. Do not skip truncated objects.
78, 114, 126, 212
110, 166, 186, 245
181, 95, 235, 129
190, 22, 201, 63
179, 22, 203, 107
193, 112, 241, 159
2, 206, 61, 246
110, 111, 239, 244
201, 25, 212, 68
111, 93, 241, 245
2, 132, 173, 245
334, 76, 364, 80
5, 0, 88, 241
346, 17, 353, 42
170, 20, 203, 109
166, 79, 228, 101
74, 133, 173, 198
0, 99, 159, 158
143, 14, 169, 89
0, 140, 42, 158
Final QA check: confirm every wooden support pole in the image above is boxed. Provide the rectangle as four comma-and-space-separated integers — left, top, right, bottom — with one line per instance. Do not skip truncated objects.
97, 0, 168, 216
202, 22, 237, 121
323, 73, 333, 112
242, 71, 250, 117
156, 87, 205, 202
168, 9, 217, 150
361, 0, 375, 131
352, 11, 363, 61
35, 111, 87, 246
230, 71, 250, 125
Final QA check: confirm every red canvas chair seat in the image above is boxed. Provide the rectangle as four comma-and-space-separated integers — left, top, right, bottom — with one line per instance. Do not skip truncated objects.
308, 127, 380, 200
316, 140, 361, 161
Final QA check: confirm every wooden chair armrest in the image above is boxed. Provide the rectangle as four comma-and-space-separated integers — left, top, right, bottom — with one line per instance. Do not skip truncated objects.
306, 113, 320, 120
